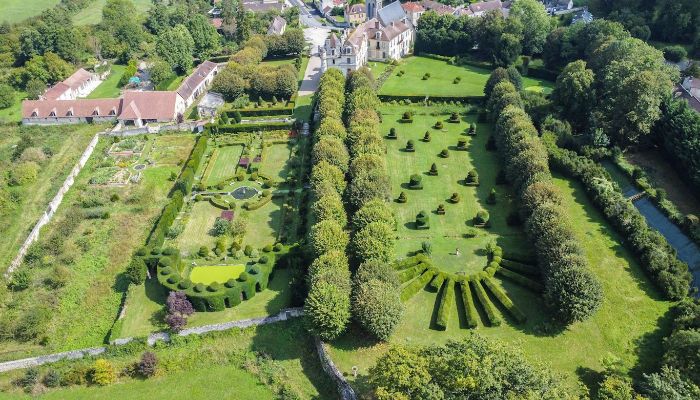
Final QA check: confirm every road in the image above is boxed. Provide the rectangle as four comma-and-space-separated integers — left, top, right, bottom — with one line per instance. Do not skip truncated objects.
290, 0, 343, 30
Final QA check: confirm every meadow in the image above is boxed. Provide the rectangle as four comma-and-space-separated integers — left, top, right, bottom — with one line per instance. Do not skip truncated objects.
72, 0, 153, 25
0, 0, 59, 23
379, 56, 554, 98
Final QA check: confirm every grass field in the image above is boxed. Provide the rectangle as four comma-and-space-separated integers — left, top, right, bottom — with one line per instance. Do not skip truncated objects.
156, 73, 187, 91
202, 145, 243, 186
0, 134, 195, 360
0, 125, 101, 275
379, 56, 554, 97
292, 94, 313, 122
380, 104, 527, 272
0, 0, 59, 23
260, 143, 293, 181
189, 265, 246, 285
328, 170, 673, 395
0, 91, 27, 123
173, 201, 223, 256
241, 196, 286, 247
87, 65, 126, 99
72, 0, 152, 25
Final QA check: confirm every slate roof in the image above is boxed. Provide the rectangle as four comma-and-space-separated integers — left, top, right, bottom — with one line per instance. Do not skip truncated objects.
367, 18, 412, 41
176, 60, 218, 101
377, 0, 406, 25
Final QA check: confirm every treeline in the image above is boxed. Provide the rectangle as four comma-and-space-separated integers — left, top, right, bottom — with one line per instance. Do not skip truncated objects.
589, 0, 700, 50
415, 0, 554, 66
657, 98, 700, 197
487, 71, 603, 325
303, 69, 352, 341
543, 135, 691, 300
344, 69, 403, 341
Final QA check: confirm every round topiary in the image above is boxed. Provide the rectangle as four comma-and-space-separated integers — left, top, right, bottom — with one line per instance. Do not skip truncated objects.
436, 204, 445, 215
250, 265, 261, 275
457, 139, 467, 149
262, 189, 271, 197
195, 194, 203, 201
207, 282, 221, 292
415, 210, 430, 229
475, 210, 490, 225
405, 140, 415, 152
263, 244, 273, 253
449, 192, 460, 203
423, 131, 431, 142
434, 121, 443, 129
402, 111, 412, 120
449, 112, 460, 122
160, 266, 172, 275
259, 255, 269, 264
409, 174, 423, 189
273, 243, 283, 252
397, 191, 407, 203
225, 278, 237, 288
388, 127, 397, 138
136, 247, 148, 256
194, 283, 206, 293
439, 149, 449, 158
465, 169, 479, 185
166, 275, 180, 284
238, 271, 249, 282
178, 280, 193, 290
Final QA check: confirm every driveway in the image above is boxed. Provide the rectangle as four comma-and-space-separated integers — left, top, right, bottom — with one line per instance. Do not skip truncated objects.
299, 27, 331, 96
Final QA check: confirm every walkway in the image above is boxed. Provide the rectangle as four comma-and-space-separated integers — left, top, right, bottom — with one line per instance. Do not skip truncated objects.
299, 26, 330, 96
0, 308, 303, 373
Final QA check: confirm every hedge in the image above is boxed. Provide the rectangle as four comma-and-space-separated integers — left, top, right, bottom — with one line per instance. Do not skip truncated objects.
398, 263, 429, 283
224, 106, 293, 118
210, 197, 232, 210
210, 122, 293, 134
500, 259, 539, 276
378, 94, 484, 103
495, 267, 543, 292
502, 251, 536, 264
243, 193, 272, 210
393, 254, 428, 270
430, 272, 446, 291
400, 269, 436, 301
435, 279, 455, 330
482, 277, 527, 323
459, 279, 478, 328
471, 278, 501, 326
147, 191, 184, 247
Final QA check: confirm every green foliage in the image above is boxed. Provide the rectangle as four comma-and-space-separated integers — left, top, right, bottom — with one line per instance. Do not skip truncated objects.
350, 222, 396, 264
401, 269, 436, 301
482, 277, 527, 323
126, 257, 147, 285
352, 278, 404, 341
415, 210, 429, 229
91, 359, 116, 386
472, 278, 501, 326
0, 84, 15, 109
459, 280, 478, 328
351, 199, 396, 232
435, 279, 455, 330
156, 25, 195, 74
304, 281, 351, 341
308, 220, 348, 257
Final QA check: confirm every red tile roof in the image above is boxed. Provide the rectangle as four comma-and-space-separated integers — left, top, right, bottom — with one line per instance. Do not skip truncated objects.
402, 2, 425, 12
22, 98, 121, 119
121, 91, 178, 121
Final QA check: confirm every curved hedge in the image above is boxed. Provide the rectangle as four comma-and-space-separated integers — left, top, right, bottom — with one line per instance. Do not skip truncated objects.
243, 192, 273, 210
156, 252, 276, 312
459, 279, 479, 328
398, 263, 429, 283
435, 279, 455, 330
500, 259, 539, 276
401, 269, 436, 301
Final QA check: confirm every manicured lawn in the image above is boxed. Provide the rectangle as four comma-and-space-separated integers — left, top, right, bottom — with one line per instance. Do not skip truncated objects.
292, 94, 313, 122
327, 170, 672, 395
87, 65, 126, 99
240, 196, 286, 247
202, 145, 243, 186
189, 264, 246, 284
380, 104, 527, 273
72, 0, 152, 25
260, 143, 294, 181
156, 73, 187, 91
379, 56, 553, 97
172, 201, 223, 256
0, 90, 27, 123
368, 61, 390, 77
0, 0, 59, 23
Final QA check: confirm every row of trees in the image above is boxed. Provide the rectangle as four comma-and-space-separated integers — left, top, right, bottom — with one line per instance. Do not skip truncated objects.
344, 69, 403, 341
415, 0, 553, 65
304, 69, 352, 341
487, 70, 603, 325
656, 99, 700, 197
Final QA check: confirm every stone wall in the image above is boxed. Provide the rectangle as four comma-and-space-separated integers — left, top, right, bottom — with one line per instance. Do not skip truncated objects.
315, 337, 358, 400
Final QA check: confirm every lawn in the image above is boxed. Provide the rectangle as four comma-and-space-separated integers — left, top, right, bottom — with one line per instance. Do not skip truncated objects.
172, 200, 223, 256
86, 65, 126, 99
379, 56, 554, 97
260, 143, 294, 181
0, 134, 195, 359
156, 73, 187, 91
0, 0, 59, 23
327, 170, 673, 395
189, 264, 246, 285
0, 90, 27, 123
380, 104, 527, 273
262, 57, 297, 68
240, 196, 286, 247
202, 145, 243, 186
292, 94, 313, 122
72, 0, 153, 25
368, 61, 390, 77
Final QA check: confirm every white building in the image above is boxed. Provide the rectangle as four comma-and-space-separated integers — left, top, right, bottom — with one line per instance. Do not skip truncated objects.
42, 68, 100, 101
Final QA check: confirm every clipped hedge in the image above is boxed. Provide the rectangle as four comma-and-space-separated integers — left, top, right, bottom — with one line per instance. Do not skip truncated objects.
211, 122, 293, 134
400, 269, 436, 301
435, 279, 455, 330
495, 267, 543, 292
392, 254, 428, 270
500, 259, 539, 276
210, 197, 232, 210
224, 106, 293, 118
471, 278, 501, 326
243, 193, 272, 210
459, 279, 478, 328
482, 277, 526, 323
398, 263, 429, 283
429, 272, 446, 291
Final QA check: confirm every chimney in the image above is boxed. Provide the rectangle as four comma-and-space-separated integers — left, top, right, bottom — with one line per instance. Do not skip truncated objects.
375, 20, 380, 29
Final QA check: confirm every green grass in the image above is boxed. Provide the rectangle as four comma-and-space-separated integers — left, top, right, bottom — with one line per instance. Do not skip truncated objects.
172, 201, 223, 256
0, 0, 59, 23
156, 73, 187, 91
189, 265, 246, 285
87, 65, 126, 99
240, 196, 285, 247
72, 0, 153, 25
368, 61, 390, 77
260, 143, 294, 181
203, 145, 243, 186
380, 104, 527, 273
0, 134, 195, 359
292, 94, 313, 122
379, 56, 553, 97
327, 169, 673, 395
0, 90, 27, 123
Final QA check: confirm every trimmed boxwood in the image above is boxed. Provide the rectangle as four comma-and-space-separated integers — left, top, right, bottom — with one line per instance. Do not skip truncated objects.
212, 122, 293, 134
495, 267, 543, 292
435, 279, 455, 330
430, 272, 445, 291
471, 278, 501, 326
398, 263, 429, 283
210, 197, 230, 210
459, 279, 478, 328
400, 269, 436, 301
482, 277, 526, 323
244, 195, 272, 210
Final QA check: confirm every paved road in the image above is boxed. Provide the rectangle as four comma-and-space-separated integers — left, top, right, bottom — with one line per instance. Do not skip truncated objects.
299, 26, 331, 96
290, 0, 343, 30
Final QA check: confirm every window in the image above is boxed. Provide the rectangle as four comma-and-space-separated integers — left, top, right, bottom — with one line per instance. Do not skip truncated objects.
49, 110, 56, 117
347, 57, 351, 63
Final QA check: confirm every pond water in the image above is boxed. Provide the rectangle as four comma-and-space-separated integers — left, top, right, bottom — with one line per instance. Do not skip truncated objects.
231, 186, 259, 200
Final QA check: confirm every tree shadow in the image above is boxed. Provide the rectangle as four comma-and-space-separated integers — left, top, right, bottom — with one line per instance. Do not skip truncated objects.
576, 366, 601, 398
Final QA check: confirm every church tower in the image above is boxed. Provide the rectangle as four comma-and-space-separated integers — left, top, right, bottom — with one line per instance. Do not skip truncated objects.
366, 0, 381, 20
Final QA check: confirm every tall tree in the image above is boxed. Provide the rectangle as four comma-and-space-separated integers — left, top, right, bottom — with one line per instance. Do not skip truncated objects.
186, 14, 221, 60
156, 25, 195, 74
509, 0, 552, 55
551, 60, 595, 130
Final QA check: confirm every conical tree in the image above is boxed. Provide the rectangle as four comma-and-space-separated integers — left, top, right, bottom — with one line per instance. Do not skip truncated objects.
429, 163, 438, 176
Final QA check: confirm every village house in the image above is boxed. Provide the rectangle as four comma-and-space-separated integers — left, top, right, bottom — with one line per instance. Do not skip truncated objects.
401, 2, 425, 26
267, 16, 287, 35
242, 0, 288, 13
345, 4, 367, 26
41, 68, 101, 101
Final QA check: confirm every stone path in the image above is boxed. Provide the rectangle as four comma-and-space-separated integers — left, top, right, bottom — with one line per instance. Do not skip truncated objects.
299, 27, 330, 96
0, 308, 303, 373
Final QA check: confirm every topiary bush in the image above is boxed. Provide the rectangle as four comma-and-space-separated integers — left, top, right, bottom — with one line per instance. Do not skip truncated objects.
428, 163, 438, 176
448, 112, 460, 123
487, 188, 497, 204
439, 148, 449, 158
434, 121, 444, 129
263, 244, 273, 252
405, 139, 415, 152
436, 204, 445, 215
468, 123, 476, 136
397, 191, 407, 203
449, 192, 460, 203
474, 210, 490, 226
388, 127, 397, 139
465, 169, 479, 186
415, 210, 430, 229
457, 138, 467, 149
400, 111, 413, 123
409, 174, 423, 189
423, 131, 431, 142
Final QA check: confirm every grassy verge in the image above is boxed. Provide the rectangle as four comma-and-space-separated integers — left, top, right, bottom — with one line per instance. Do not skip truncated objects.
87, 65, 126, 99
0, 91, 27, 123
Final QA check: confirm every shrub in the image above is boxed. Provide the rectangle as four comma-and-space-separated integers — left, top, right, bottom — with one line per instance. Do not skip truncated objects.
273, 243, 283, 252
448, 112, 460, 123
664, 45, 687, 62
351, 199, 396, 231
263, 244, 273, 253
439, 149, 449, 158
308, 220, 349, 257
304, 281, 351, 341
42, 369, 61, 387
402, 111, 412, 120
429, 163, 438, 176
436, 204, 446, 215
138, 352, 158, 378
238, 271, 249, 281
352, 278, 404, 341
91, 359, 116, 386
487, 188, 497, 204
18, 368, 39, 389
401, 269, 436, 301
409, 174, 423, 189
468, 123, 476, 136
397, 191, 407, 203
423, 131, 431, 142
388, 127, 397, 139
465, 169, 479, 185
422, 241, 432, 255
474, 210, 490, 225
350, 222, 396, 263
198, 246, 209, 257
459, 280, 479, 328
449, 192, 460, 203
212, 217, 231, 236
0, 84, 15, 109
434, 121, 443, 129
415, 210, 430, 229
126, 257, 147, 285
405, 139, 415, 152
482, 278, 526, 323
472, 279, 501, 326
244, 245, 253, 256
435, 279, 455, 330
9, 269, 31, 291
457, 138, 467, 149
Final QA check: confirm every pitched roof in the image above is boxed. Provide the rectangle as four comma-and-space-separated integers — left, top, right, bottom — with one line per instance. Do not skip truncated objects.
43, 68, 95, 100
367, 18, 412, 41
22, 98, 121, 119
121, 91, 178, 120
377, 0, 406, 26
211, 17, 223, 29
401, 2, 425, 12
267, 16, 287, 35
420, 0, 455, 15
469, 0, 502, 13
177, 61, 218, 101
43, 83, 71, 100
346, 3, 365, 14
